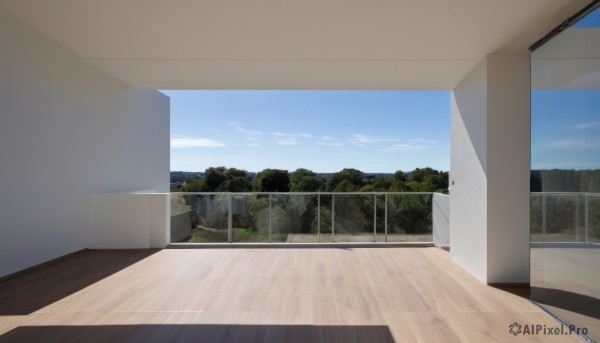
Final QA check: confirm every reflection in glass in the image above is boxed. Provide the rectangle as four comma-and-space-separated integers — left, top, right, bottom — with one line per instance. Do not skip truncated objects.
271, 194, 319, 242
231, 194, 269, 242
331, 194, 374, 242
531, 5, 600, 341
386, 194, 433, 242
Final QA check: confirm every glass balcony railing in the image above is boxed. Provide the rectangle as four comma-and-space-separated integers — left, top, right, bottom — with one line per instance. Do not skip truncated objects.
530, 192, 600, 244
170, 192, 434, 243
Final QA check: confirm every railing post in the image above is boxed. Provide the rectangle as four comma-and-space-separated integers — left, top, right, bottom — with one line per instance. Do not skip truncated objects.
228, 194, 233, 243
585, 193, 589, 243
317, 194, 321, 242
332, 194, 335, 238
542, 193, 546, 242
576, 194, 580, 242
385, 194, 388, 242
269, 194, 272, 243
373, 194, 377, 242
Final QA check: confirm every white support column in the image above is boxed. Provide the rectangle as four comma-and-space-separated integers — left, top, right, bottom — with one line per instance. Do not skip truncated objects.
451, 54, 530, 284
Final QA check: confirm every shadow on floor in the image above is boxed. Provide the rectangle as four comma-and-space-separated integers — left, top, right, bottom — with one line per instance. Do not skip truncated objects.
531, 287, 600, 320
0, 249, 160, 315
490, 284, 531, 300
0, 324, 395, 343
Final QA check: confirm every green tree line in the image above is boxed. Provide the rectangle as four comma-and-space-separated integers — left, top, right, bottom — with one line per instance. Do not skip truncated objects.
179, 166, 449, 193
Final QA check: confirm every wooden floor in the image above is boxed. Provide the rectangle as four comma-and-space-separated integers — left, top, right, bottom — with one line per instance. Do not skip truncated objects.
0, 248, 580, 342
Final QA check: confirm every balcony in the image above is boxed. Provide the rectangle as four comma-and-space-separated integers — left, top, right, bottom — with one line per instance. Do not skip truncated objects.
0, 191, 595, 341
0, 247, 578, 342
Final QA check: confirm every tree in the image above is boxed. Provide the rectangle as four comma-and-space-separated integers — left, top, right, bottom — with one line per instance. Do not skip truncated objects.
334, 179, 358, 192
204, 167, 227, 191
404, 181, 421, 192
292, 176, 325, 192
393, 170, 407, 182
372, 176, 391, 191
224, 168, 247, 179
409, 167, 438, 183
223, 176, 252, 192
290, 168, 316, 183
421, 174, 448, 192
290, 169, 325, 192
181, 178, 204, 192
253, 169, 290, 192
327, 168, 365, 191
389, 180, 407, 192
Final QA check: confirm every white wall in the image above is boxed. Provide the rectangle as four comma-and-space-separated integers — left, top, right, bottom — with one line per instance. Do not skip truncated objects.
487, 54, 530, 284
450, 54, 530, 284
90, 192, 169, 249
0, 10, 169, 277
148, 193, 170, 247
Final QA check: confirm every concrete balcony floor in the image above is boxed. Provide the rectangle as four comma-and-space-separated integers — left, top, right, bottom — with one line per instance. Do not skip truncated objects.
0, 248, 578, 342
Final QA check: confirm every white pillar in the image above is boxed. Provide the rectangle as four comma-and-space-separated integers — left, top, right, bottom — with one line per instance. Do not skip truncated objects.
450, 54, 530, 284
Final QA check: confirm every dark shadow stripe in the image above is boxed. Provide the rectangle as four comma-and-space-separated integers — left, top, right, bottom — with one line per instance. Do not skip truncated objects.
0, 324, 395, 343
531, 287, 600, 320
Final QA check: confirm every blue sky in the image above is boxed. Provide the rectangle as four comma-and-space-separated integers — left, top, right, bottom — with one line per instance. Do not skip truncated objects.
573, 5, 600, 28
163, 90, 450, 173
531, 89, 600, 170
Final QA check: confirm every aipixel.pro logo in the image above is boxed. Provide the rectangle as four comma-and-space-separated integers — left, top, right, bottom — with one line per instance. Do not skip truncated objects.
508, 322, 588, 337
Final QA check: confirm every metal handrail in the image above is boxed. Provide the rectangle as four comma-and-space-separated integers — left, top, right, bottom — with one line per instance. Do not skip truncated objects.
171, 191, 434, 195
531, 192, 600, 196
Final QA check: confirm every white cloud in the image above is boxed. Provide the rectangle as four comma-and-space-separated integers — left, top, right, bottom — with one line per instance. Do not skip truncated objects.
270, 131, 313, 139
413, 138, 439, 144
387, 143, 427, 152
276, 138, 300, 145
546, 140, 600, 149
547, 140, 577, 148
352, 134, 377, 144
171, 136, 225, 148
316, 135, 343, 146
228, 122, 263, 135
316, 141, 343, 147
568, 121, 600, 129
351, 134, 399, 145
290, 148, 323, 153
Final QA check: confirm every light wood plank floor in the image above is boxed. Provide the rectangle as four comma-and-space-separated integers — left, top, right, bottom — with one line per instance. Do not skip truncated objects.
0, 248, 580, 342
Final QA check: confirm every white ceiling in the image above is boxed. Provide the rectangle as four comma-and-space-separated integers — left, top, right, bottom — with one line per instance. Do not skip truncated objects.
0, 0, 591, 89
